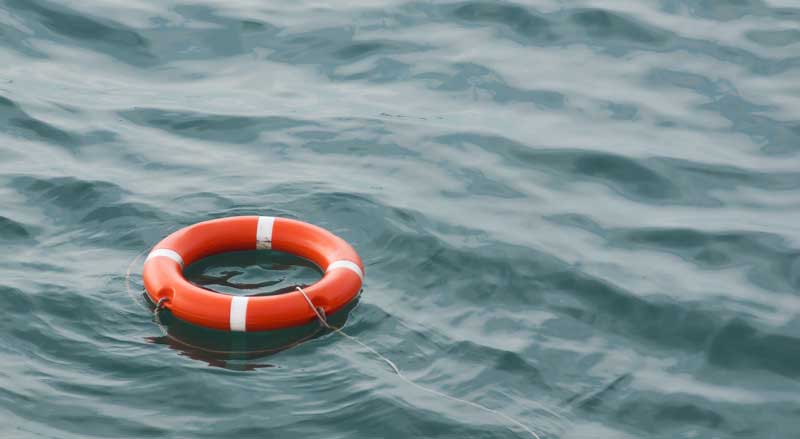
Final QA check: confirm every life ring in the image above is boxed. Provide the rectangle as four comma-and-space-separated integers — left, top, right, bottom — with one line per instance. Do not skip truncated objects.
142, 216, 364, 332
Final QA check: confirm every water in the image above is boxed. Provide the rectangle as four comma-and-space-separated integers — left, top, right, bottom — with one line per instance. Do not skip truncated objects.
2, 0, 799, 437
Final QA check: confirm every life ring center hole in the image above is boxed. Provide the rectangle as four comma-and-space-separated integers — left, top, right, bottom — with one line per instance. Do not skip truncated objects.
183, 250, 322, 297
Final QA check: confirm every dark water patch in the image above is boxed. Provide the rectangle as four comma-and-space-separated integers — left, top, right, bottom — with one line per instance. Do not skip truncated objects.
171, 192, 237, 213
646, 69, 799, 145
543, 270, 723, 352
450, 1, 557, 44
336, 41, 393, 60
708, 319, 800, 379
6, 0, 154, 66
526, 149, 677, 202
678, 37, 800, 76
645, 68, 720, 94
446, 2, 672, 51
415, 241, 561, 306
273, 27, 354, 65
0, 386, 35, 411
0, 95, 78, 150
746, 29, 800, 47
82, 129, 118, 145
604, 101, 640, 120
0, 11, 47, 59
569, 8, 670, 45
431, 136, 678, 203
9, 0, 147, 46
614, 226, 788, 253
573, 153, 675, 200
120, 108, 314, 144
7, 175, 168, 248
78, 202, 166, 248
117, 149, 203, 173
655, 402, 725, 428
113, 228, 166, 250
0, 216, 32, 241
296, 118, 416, 156
614, 397, 728, 436
446, 167, 524, 199
0, 261, 66, 276
687, 0, 799, 21
81, 202, 160, 224
700, 95, 800, 154
25, 290, 121, 338
11, 175, 126, 211
240, 20, 269, 32
421, 62, 565, 109
544, 213, 606, 237
439, 339, 550, 394
265, 27, 428, 77
466, 341, 542, 379
653, 157, 800, 203
0, 285, 35, 317
330, 57, 413, 83
432, 133, 539, 167
163, 5, 252, 60
369, 226, 443, 275
552, 215, 800, 291
302, 136, 412, 156
567, 373, 632, 412
611, 227, 798, 275
141, 5, 281, 63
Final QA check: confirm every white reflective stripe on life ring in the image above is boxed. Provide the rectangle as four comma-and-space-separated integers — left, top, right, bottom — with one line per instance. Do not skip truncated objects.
326, 260, 363, 281
146, 249, 184, 269
256, 216, 275, 250
229, 296, 249, 332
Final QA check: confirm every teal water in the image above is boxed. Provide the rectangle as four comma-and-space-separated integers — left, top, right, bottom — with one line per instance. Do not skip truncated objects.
2, 1, 800, 437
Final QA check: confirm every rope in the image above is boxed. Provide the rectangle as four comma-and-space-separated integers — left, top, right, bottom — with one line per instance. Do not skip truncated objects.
296, 287, 543, 439
124, 250, 551, 437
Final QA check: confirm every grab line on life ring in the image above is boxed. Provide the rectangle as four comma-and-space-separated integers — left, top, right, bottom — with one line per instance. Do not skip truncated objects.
142, 216, 364, 332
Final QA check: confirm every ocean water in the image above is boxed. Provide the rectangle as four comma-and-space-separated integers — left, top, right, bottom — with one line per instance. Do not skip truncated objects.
2, 0, 800, 437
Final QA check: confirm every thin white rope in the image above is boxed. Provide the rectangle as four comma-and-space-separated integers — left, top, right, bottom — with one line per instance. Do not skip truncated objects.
124, 250, 547, 438
296, 287, 542, 439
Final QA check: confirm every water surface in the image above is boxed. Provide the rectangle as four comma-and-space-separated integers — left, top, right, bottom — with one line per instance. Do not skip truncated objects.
1, 0, 800, 437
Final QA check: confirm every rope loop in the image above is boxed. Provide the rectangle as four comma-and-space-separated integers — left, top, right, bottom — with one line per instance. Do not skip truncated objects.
295, 286, 330, 329
154, 297, 169, 325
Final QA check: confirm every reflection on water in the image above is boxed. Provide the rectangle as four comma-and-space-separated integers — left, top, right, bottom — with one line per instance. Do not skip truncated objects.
144, 293, 358, 371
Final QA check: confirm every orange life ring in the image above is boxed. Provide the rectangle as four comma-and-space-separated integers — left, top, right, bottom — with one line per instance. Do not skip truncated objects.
142, 216, 363, 332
